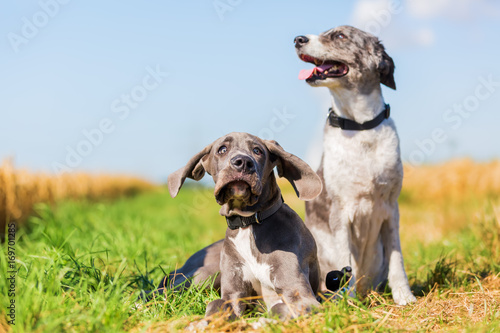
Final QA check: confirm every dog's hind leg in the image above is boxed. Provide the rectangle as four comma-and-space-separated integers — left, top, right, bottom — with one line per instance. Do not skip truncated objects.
329, 211, 358, 298
155, 239, 223, 295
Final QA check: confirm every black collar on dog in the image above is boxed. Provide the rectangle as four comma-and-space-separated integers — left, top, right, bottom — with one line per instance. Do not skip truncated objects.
328, 104, 390, 130
225, 197, 284, 230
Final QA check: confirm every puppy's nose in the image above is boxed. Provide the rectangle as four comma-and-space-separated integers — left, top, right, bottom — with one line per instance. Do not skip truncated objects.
294, 35, 309, 47
231, 155, 255, 173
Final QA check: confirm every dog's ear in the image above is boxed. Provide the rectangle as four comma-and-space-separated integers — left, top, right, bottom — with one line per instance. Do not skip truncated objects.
167, 144, 212, 198
375, 40, 396, 90
264, 140, 322, 201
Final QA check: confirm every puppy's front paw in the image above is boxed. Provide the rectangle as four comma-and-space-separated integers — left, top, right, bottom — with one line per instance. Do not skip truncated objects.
392, 287, 417, 305
186, 319, 209, 332
251, 318, 278, 329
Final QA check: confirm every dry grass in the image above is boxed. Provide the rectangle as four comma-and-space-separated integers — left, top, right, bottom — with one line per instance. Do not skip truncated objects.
0, 159, 155, 234
400, 159, 500, 247
137, 272, 500, 332
403, 159, 500, 204
381, 274, 500, 331
137, 274, 500, 332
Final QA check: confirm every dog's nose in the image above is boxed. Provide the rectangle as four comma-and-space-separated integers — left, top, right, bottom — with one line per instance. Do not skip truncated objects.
294, 35, 309, 47
231, 155, 255, 173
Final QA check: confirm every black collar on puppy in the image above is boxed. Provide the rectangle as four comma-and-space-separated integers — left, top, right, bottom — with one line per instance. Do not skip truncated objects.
328, 104, 390, 130
225, 196, 284, 230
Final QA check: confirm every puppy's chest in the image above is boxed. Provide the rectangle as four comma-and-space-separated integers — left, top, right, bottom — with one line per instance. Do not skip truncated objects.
229, 228, 274, 291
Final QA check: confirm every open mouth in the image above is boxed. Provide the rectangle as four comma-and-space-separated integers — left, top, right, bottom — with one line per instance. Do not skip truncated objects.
298, 54, 348, 82
225, 180, 250, 199
216, 179, 261, 217
215, 180, 257, 206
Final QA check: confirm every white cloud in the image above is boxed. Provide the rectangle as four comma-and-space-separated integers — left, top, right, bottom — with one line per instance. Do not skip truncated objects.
406, 0, 452, 19
377, 27, 435, 50
407, 0, 500, 20
412, 27, 435, 47
350, 0, 435, 49
350, 0, 499, 50
351, 0, 404, 36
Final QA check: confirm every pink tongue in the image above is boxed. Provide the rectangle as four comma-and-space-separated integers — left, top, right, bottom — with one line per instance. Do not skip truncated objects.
298, 68, 315, 80
298, 64, 334, 80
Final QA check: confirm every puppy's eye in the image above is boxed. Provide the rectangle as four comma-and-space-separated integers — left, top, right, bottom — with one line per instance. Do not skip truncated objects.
218, 146, 227, 154
253, 147, 262, 155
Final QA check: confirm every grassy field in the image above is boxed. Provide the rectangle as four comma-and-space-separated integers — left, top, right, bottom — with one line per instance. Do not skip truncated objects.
1, 161, 500, 332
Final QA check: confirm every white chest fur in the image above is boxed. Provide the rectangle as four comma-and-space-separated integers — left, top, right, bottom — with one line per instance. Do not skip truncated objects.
322, 120, 402, 206
229, 228, 282, 308
322, 119, 403, 241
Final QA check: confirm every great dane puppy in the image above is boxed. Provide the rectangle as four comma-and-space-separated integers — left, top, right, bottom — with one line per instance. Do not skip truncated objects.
294, 25, 417, 305
165, 132, 323, 319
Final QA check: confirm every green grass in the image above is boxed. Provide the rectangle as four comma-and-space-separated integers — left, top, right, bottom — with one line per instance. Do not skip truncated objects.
1, 186, 499, 332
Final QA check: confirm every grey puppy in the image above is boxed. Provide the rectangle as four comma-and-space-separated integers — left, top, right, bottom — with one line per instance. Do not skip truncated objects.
163, 132, 323, 319
294, 25, 416, 305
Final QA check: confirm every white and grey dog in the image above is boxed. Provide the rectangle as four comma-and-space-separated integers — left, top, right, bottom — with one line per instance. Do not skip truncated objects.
295, 25, 417, 305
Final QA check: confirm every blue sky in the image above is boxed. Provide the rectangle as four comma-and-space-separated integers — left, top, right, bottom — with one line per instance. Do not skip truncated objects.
1, 0, 499, 182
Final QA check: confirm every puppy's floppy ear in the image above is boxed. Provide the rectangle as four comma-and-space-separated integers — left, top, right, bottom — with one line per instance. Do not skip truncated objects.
167, 144, 212, 198
264, 140, 322, 201
375, 40, 396, 90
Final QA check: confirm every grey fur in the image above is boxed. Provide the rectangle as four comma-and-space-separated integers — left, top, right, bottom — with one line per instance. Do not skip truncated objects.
159, 132, 323, 319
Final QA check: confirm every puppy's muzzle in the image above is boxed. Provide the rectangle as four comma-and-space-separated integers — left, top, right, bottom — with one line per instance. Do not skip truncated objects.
214, 154, 261, 206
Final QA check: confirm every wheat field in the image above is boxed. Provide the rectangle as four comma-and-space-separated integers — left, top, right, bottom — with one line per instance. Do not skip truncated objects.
403, 159, 500, 203
2, 158, 499, 234
0, 159, 155, 234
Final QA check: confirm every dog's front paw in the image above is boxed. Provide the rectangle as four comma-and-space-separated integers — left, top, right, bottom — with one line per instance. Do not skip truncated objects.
392, 287, 417, 305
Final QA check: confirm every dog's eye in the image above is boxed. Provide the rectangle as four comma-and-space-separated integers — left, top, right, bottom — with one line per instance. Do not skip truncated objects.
253, 147, 262, 155
218, 146, 227, 154
334, 33, 346, 40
